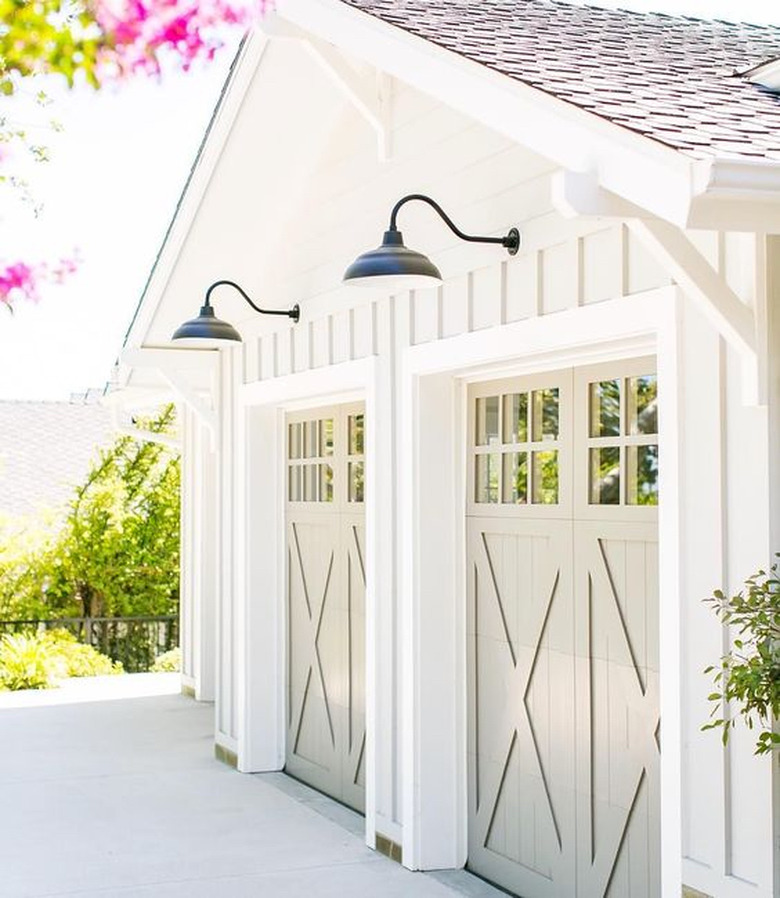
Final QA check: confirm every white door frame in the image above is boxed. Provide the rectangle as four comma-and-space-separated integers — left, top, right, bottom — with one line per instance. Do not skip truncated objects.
398, 287, 683, 897
235, 357, 386, 849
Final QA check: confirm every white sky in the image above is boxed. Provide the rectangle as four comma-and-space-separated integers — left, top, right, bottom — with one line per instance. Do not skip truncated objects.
0, 1, 779, 401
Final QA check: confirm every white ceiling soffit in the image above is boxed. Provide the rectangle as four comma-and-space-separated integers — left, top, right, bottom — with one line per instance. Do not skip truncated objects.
276, 0, 780, 232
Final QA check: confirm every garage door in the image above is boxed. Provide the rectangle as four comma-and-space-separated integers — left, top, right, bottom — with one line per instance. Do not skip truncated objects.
467, 360, 660, 897
285, 403, 366, 812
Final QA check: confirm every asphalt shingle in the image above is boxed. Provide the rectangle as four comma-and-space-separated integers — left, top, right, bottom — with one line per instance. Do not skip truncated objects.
340, 0, 780, 162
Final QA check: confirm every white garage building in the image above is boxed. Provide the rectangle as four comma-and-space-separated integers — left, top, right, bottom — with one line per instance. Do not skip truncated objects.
115, 2, 780, 896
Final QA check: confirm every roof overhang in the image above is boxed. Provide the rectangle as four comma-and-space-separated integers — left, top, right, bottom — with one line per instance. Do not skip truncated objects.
120, 0, 780, 380
274, 0, 780, 233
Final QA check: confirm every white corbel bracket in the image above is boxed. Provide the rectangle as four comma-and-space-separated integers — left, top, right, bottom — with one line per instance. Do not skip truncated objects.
625, 219, 761, 405
119, 347, 220, 445
261, 14, 392, 161
552, 169, 762, 404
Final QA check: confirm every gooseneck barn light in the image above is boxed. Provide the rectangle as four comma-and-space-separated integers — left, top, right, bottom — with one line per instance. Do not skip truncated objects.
171, 279, 300, 347
343, 193, 521, 290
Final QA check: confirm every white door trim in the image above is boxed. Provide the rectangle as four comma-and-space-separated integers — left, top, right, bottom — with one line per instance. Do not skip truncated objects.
235, 356, 384, 851
398, 288, 683, 898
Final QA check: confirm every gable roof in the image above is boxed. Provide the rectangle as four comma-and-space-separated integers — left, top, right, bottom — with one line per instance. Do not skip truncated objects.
0, 401, 114, 519
341, 0, 780, 163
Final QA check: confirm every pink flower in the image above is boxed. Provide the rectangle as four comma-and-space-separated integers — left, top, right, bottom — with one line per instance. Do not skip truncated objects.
0, 254, 80, 310
91, 0, 253, 78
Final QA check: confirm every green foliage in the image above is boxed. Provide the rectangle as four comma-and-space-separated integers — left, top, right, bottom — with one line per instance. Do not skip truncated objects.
0, 628, 121, 690
150, 646, 181, 672
0, 405, 180, 621
0, 1, 102, 94
0, 632, 54, 690
702, 562, 780, 755
43, 628, 122, 678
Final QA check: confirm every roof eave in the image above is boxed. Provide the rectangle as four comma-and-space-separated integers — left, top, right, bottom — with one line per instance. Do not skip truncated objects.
278, 0, 780, 234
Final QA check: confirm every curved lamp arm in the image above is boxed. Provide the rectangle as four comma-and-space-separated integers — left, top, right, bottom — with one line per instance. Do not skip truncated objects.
205, 279, 300, 322
388, 194, 520, 255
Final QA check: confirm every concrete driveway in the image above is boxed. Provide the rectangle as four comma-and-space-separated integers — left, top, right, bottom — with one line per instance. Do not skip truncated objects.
0, 676, 501, 898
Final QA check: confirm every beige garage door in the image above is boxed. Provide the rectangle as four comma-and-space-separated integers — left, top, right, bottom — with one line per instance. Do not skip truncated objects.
285, 403, 366, 812
467, 360, 660, 897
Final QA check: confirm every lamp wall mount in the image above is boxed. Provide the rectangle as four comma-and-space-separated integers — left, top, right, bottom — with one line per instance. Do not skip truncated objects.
171, 279, 300, 347
388, 194, 520, 255
205, 279, 300, 322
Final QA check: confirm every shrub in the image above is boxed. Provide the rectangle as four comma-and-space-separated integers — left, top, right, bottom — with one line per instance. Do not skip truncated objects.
0, 633, 56, 690
150, 646, 181, 673
703, 562, 780, 755
43, 629, 123, 678
0, 629, 122, 691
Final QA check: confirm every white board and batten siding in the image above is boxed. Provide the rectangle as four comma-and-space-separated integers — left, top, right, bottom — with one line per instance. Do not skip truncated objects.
164, 52, 777, 898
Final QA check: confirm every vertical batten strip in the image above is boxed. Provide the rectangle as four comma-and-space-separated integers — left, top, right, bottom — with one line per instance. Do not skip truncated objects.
499, 260, 508, 325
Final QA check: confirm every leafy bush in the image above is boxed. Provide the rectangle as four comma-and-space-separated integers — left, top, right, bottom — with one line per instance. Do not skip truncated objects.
150, 646, 181, 673
703, 562, 780, 755
0, 633, 55, 690
43, 629, 123, 678
0, 629, 122, 691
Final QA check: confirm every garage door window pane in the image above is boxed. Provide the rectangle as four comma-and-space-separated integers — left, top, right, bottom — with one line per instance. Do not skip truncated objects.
320, 419, 334, 456
289, 466, 302, 502
288, 422, 302, 459
303, 464, 318, 501
589, 380, 621, 438
304, 420, 318, 457
590, 446, 620, 504
532, 450, 558, 504
349, 414, 364, 455
627, 444, 658, 505
627, 375, 658, 435
476, 396, 500, 446
503, 393, 528, 444
319, 464, 334, 502
349, 461, 364, 503
532, 389, 559, 441
475, 454, 500, 503
502, 452, 528, 504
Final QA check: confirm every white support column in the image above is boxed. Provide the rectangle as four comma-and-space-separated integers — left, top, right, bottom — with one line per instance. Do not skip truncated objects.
193, 419, 217, 702
400, 370, 465, 870
762, 235, 780, 898
214, 346, 241, 757
236, 404, 285, 772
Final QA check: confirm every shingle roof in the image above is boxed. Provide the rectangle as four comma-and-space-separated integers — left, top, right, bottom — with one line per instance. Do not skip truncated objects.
0, 402, 114, 519
340, 0, 780, 162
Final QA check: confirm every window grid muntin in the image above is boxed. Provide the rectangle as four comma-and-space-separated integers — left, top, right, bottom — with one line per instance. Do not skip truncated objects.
287, 416, 335, 503
474, 388, 561, 506
347, 412, 365, 504
587, 373, 658, 507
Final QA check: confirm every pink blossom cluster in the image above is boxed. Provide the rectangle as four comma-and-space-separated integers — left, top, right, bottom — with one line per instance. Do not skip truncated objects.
92, 0, 263, 76
0, 257, 79, 311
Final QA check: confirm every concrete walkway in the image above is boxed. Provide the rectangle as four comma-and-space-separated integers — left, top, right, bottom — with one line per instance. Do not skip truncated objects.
0, 676, 500, 898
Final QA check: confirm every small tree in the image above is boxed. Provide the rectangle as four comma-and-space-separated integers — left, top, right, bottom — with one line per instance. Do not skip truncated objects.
0, 405, 180, 620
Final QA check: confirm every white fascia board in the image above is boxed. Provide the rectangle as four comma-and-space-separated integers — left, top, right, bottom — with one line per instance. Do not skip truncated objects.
122, 31, 269, 357
276, 0, 696, 223
688, 157, 780, 232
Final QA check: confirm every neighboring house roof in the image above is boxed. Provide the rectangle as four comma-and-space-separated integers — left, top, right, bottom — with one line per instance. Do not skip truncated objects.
0, 401, 114, 519
341, 0, 780, 162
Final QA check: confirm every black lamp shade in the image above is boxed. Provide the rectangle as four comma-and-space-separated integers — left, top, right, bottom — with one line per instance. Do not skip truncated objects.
171, 303, 242, 345
344, 229, 442, 289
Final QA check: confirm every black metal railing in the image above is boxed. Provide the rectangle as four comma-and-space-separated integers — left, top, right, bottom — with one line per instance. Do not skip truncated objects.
0, 616, 178, 673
